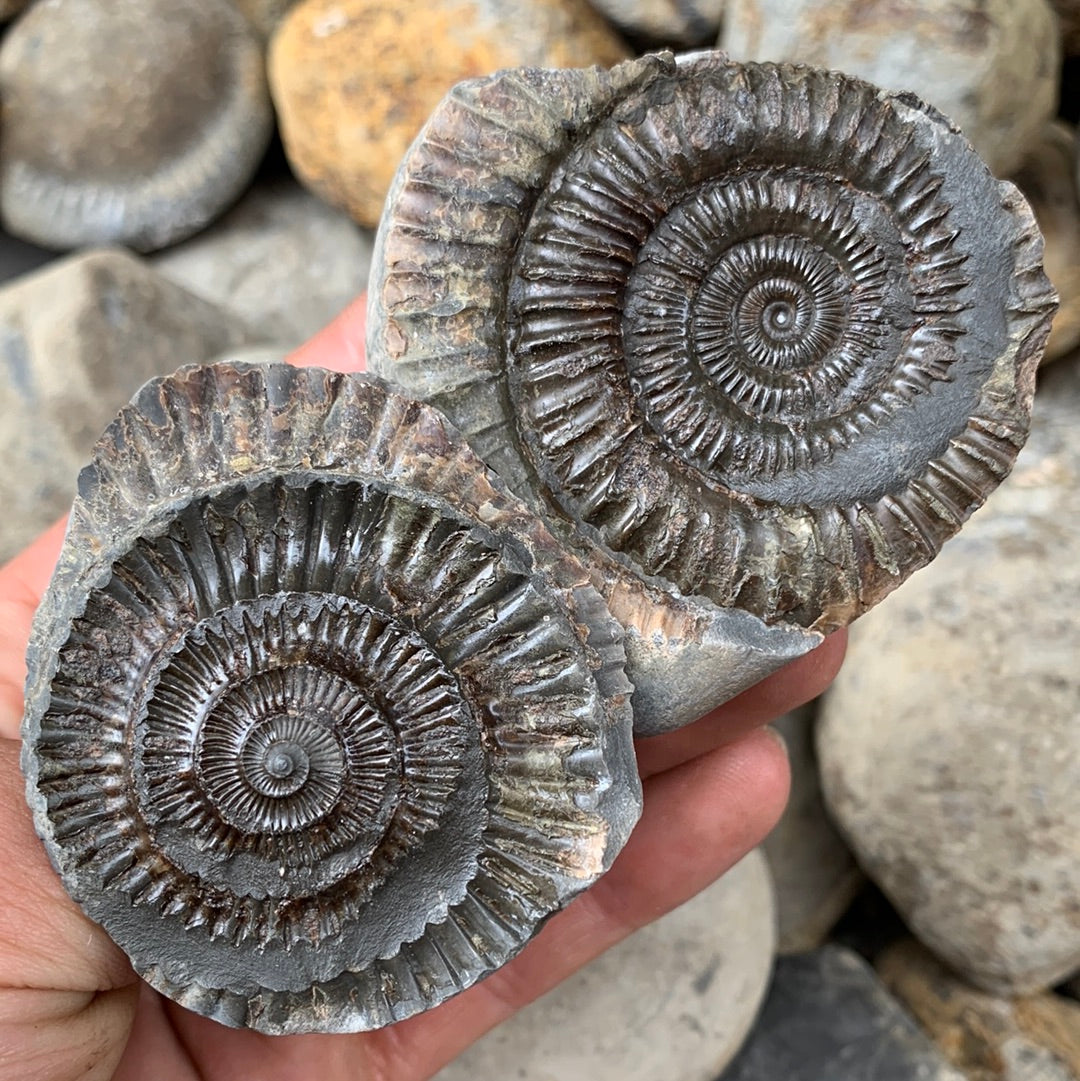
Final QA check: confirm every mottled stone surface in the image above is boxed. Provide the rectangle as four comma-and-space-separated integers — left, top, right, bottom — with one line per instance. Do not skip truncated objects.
586, 0, 724, 45
0, 0, 273, 252
0, 250, 254, 561
1011, 123, 1080, 362
819, 351, 1080, 995
764, 707, 862, 954
153, 178, 373, 349
268, 0, 629, 228
879, 940, 1080, 1081
720, 0, 1060, 176
724, 945, 965, 1080
434, 850, 775, 1081
368, 51, 1054, 735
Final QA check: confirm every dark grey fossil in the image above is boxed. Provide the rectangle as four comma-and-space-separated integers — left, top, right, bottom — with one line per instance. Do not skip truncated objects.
20, 361, 640, 1033
366, 50, 1057, 734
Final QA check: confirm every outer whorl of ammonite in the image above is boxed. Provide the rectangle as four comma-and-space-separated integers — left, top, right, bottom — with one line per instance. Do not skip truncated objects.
21, 362, 639, 1033
367, 51, 1057, 734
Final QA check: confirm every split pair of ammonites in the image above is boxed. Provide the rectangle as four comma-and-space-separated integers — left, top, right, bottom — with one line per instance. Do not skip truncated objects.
21, 51, 1055, 1032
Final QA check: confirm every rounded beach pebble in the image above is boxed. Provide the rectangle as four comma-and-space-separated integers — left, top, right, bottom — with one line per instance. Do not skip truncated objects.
0, 0, 274, 252
719, 0, 1060, 177
268, 0, 630, 228
818, 352, 1080, 995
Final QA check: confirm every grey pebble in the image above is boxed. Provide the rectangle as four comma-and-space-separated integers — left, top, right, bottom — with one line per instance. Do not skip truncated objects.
0, 249, 256, 561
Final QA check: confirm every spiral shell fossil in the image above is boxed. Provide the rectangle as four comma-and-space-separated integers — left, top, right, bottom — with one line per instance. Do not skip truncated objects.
21, 361, 640, 1033
367, 51, 1057, 734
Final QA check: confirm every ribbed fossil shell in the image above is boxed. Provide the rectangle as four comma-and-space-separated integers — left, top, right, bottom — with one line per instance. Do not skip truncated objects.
367, 51, 1056, 734
21, 362, 639, 1033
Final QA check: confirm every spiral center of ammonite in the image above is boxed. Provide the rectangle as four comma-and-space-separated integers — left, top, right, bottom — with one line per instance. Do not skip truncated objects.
692, 235, 849, 384
763, 299, 795, 334
201, 672, 369, 836
263, 743, 305, 781
236, 710, 346, 809
132, 585, 477, 907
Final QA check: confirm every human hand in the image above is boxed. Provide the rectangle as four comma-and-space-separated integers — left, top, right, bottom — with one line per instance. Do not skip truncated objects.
0, 297, 846, 1081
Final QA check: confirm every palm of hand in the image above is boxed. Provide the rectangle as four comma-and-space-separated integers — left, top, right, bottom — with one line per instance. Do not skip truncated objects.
0, 300, 844, 1081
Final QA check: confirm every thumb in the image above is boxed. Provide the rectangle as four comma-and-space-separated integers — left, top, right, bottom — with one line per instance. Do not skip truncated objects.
0, 738, 137, 1080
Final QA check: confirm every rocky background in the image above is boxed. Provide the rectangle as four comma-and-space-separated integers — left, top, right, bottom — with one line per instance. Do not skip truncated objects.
0, 1, 1077, 1079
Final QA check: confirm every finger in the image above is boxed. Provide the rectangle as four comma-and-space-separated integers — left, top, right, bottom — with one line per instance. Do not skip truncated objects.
0, 741, 132, 992
286, 295, 367, 372
0, 517, 68, 741
372, 726, 791, 1081
0, 738, 137, 1081
635, 628, 847, 779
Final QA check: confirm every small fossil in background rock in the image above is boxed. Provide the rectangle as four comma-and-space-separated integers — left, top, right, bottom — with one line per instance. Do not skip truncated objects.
368, 50, 1056, 735
0, 249, 255, 562
819, 351, 1080, 996
0, 0, 274, 252
21, 362, 640, 1033
718, 0, 1060, 177
433, 850, 775, 1081
267, 0, 629, 229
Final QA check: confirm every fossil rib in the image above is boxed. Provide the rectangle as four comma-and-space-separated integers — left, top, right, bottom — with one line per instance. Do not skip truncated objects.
21, 362, 640, 1033
367, 51, 1056, 734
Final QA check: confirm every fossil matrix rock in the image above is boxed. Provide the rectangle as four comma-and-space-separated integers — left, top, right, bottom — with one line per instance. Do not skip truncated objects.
367, 51, 1056, 734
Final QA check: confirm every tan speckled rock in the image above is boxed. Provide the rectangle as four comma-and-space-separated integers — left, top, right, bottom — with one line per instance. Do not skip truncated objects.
434, 850, 775, 1081
878, 940, 1080, 1081
268, 0, 630, 228
0, 250, 256, 560
719, 0, 1059, 176
0, 0, 274, 252
1012, 123, 1080, 363
586, 0, 725, 45
819, 351, 1080, 995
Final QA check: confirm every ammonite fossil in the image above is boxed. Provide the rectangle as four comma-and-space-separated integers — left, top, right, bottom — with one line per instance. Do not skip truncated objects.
21, 361, 640, 1033
367, 51, 1057, 734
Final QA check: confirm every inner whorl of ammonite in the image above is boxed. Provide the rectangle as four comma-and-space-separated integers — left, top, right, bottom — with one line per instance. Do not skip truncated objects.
135, 594, 445, 903
623, 169, 914, 480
